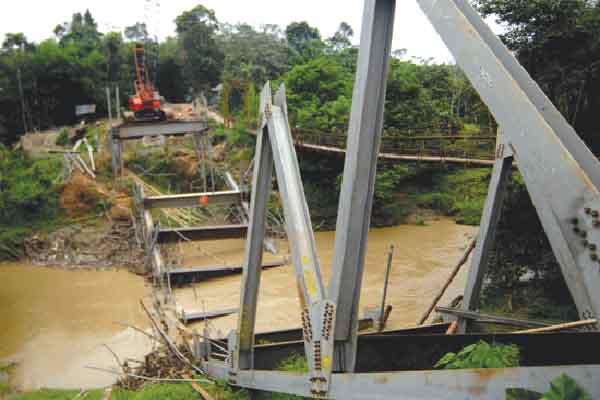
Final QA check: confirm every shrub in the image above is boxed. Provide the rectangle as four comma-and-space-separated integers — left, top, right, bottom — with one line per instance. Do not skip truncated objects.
435, 340, 520, 370
55, 128, 70, 146
506, 374, 590, 400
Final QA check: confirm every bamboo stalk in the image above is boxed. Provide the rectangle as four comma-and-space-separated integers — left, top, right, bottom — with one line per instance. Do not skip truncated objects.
418, 236, 477, 325
514, 319, 597, 334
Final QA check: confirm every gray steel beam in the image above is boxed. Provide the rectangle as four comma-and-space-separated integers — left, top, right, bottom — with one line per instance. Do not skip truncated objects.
168, 260, 286, 278
138, 185, 165, 277
328, 0, 396, 372
181, 308, 238, 324
205, 360, 600, 399
460, 135, 513, 332
235, 82, 275, 370
417, 0, 600, 325
268, 92, 325, 307
157, 224, 248, 244
267, 85, 336, 393
143, 190, 242, 209
116, 120, 208, 140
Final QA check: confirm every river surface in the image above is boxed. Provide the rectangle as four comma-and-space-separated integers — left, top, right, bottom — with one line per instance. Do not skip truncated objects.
0, 218, 475, 390
0, 265, 152, 390
175, 218, 477, 336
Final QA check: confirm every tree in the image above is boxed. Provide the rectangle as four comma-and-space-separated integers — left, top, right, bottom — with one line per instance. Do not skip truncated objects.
327, 22, 354, 51
175, 5, 219, 35
285, 21, 324, 63
157, 37, 186, 102
283, 56, 353, 131
2, 33, 30, 51
175, 5, 223, 92
104, 32, 124, 83
285, 21, 321, 51
473, 0, 600, 149
218, 23, 290, 85
57, 10, 102, 54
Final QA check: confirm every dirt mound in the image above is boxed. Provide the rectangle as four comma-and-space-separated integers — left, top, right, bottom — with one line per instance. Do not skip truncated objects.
172, 150, 199, 178
60, 171, 109, 218
111, 189, 133, 221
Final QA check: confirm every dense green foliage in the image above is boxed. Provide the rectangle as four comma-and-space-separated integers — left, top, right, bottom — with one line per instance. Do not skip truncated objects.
475, 0, 600, 151
506, 374, 591, 400
435, 340, 520, 370
0, 145, 63, 260
0, 146, 62, 226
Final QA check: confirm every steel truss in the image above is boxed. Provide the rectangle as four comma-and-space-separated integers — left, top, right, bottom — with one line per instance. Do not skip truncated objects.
198, 0, 600, 398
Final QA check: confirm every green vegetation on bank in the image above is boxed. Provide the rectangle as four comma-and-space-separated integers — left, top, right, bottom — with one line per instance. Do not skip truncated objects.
0, 145, 63, 260
8, 390, 103, 400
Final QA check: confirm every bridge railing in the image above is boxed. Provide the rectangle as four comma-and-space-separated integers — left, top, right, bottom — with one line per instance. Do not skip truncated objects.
291, 128, 498, 161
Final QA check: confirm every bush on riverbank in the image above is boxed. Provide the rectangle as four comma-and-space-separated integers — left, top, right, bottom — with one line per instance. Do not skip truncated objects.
0, 145, 64, 260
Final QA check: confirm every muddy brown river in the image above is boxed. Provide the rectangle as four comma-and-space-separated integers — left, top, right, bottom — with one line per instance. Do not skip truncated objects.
0, 218, 475, 390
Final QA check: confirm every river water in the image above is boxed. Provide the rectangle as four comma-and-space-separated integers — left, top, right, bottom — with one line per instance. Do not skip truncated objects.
0, 265, 153, 390
175, 218, 476, 336
0, 218, 475, 390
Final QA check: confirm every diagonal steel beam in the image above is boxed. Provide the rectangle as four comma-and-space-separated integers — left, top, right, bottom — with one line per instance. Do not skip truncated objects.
417, 0, 600, 324
235, 83, 275, 370
328, 0, 397, 372
452, 0, 600, 191
268, 100, 325, 307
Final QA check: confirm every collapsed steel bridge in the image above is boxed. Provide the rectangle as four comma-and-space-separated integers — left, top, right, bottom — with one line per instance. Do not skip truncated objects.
193, 0, 600, 398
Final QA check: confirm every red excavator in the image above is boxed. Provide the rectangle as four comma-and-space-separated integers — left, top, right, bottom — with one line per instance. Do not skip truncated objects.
128, 42, 166, 122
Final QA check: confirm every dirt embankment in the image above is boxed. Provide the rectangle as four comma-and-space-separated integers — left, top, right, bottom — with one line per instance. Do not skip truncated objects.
25, 171, 145, 273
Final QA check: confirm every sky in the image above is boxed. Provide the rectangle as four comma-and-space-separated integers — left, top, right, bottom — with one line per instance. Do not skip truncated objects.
0, 0, 503, 63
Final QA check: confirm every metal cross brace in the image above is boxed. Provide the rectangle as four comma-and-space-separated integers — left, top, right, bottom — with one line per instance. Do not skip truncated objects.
234, 82, 336, 395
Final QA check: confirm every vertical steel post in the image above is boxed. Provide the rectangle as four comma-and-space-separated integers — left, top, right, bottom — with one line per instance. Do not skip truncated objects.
378, 244, 394, 332
235, 84, 275, 370
115, 85, 121, 121
459, 134, 513, 332
328, 0, 396, 372
106, 87, 119, 179
106, 87, 113, 125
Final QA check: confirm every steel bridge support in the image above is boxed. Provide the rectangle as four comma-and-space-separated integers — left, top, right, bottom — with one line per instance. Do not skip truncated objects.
236, 84, 275, 370
327, 0, 396, 372
202, 1, 600, 398
458, 133, 513, 332
417, 0, 600, 326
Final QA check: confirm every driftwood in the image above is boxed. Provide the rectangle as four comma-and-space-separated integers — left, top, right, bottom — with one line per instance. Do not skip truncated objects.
436, 307, 549, 328
183, 373, 216, 400
445, 321, 459, 335
86, 365, 210, 384
140, 300, 204, 375
514, 319, 597, 334
418, 237, 477, 325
